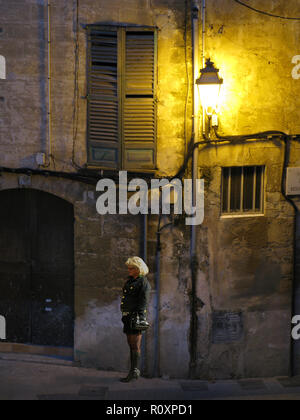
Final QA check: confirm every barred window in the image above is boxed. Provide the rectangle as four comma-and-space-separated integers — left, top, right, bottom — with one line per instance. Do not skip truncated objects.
86, 25, 157, 171
222, 166, 264, 214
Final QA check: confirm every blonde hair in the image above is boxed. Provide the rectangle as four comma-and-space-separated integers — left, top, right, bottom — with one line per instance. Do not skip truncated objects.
125, 256, 149, 276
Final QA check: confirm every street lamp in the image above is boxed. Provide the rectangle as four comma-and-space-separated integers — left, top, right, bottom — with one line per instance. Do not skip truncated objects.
196, 59, 223, 126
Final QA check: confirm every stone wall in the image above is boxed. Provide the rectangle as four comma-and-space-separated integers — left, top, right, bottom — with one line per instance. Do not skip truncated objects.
206, 0, 300, 136
195, 142, 294, 378
0, 0, 190, 174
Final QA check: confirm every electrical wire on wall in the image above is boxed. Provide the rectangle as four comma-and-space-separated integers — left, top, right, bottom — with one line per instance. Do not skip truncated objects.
0, 166, 98, 185
232, 0, 300, 21
174, 130, 300, 179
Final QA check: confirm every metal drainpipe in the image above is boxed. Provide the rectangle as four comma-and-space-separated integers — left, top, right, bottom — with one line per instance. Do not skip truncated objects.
152, 213, 172, 378
153, 224, 161, 378
141, 214, 148, 376
281, 138, 299, 376
201, 0, 206, 132
47, 1, 52, 165
189, 0, 200, 379
292, 208, 299, 376
152, 212, 164, 378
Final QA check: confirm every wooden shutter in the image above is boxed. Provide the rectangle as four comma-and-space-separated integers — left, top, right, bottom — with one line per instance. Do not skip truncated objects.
87, 27, 120, 168
123, 30, 157, 170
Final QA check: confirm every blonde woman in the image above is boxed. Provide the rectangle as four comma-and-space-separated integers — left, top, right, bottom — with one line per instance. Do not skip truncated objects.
120, 257, 151, 382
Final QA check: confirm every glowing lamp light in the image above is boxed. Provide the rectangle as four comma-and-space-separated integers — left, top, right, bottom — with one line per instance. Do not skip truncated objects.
196, 59, 223, 116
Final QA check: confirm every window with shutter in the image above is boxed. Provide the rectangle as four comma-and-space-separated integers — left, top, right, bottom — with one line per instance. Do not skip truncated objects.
87, 26, 157, 171
87, 27, 120, 168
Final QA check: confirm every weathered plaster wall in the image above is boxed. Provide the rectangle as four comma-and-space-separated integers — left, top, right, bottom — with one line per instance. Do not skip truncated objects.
0, 172, 144, 372
147, 215, 192, 378
0, 0, 190, 174
0, 0, 192, 377
192, 0, 300, 378
195, 142, 294, 378
0, 0, 48, 167
0, 0, 300, 379
74, 205, 144, 371
205, 0, 300, 136
77, 0, 190, 175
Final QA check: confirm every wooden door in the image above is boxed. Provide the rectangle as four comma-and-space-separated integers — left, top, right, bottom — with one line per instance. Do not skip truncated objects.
0, 189, 74, 347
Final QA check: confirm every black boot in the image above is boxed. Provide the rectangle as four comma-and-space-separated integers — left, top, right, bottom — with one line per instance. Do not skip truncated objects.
120, 349, 133, 383
120, 351, 141, 383
131, 350, 141, 379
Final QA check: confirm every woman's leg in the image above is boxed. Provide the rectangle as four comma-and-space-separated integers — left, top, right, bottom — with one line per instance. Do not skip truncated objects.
120, 333, 142, 382
128, 334, 142, 376
127, 333, 142, 353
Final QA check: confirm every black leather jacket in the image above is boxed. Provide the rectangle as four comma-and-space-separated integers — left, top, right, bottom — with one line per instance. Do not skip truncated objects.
121, 275, 151, 320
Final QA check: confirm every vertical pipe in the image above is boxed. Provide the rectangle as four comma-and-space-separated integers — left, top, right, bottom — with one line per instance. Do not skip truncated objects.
47, 1, 52, 163
202, 0, 206, 67
281, 138, 299, 376
201, 0, 206, 135
37, 2, 47, 159
190, 0, 200, 379
191, 3, 200, 256
153, 218, 161, 378
293, 212, 300, 376
141, 214, 148, 375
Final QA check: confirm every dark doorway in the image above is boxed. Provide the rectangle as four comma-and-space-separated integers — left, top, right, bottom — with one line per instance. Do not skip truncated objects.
0, 189, 74, 348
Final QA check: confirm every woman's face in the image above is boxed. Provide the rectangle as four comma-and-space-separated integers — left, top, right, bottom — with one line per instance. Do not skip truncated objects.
127, 265, 140, 279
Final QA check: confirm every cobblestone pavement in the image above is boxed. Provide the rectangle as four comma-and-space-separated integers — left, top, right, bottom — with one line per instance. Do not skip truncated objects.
1, 353, 300, 401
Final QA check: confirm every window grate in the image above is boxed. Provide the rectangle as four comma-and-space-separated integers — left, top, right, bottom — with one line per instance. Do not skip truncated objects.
222, 166, 264, 214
